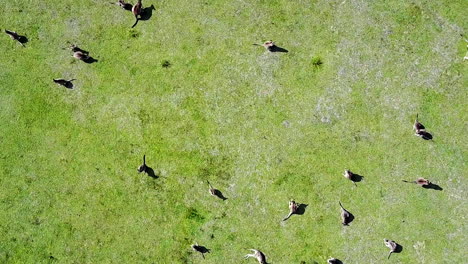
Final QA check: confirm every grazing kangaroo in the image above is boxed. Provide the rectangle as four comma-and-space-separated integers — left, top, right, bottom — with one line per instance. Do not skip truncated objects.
191, 243, 210, 259
413, 114, 425, 131
5, 30, 25, 47
131, 0, 143, 28
253, 41, 277, 52
137, 155, 147, 173
384, 239, 398, 259
207, 181, 227, 200
70, 44, 90, 61
282, 200, 298, 221
53, 78, 76, 89
413, 114, 433, 140
343, 169, 357, 186
327, 258, 343, 264
70, 44, 89, 55
73, 51, 89, 61
244, 249, 267, 264
339, 201, 352, 226
402, 177, 430, 186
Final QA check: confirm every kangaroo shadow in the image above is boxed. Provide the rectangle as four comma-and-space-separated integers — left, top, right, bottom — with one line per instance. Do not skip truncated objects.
197, 246, 210, 254
17, 35, 28, 45
269, 45, 288, 53
423, 183, 443, 191
212, 189, 228, 201
351, 174, 364, 183
144, 166, 158, 179
394, 243, 403, 254
140, 5, 155, 21
417, 131, 433, 140
63, 82, 74, 89
83, 56, 98, 64
296, 204, 308, 215
193, 245, 210, 259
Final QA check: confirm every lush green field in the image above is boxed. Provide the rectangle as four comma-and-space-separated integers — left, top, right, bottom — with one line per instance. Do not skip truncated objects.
1, 0, 467, 263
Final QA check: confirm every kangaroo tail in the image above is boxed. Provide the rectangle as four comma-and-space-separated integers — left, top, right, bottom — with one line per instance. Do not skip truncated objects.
131, 18, 139, 28
282, 212, 293, 221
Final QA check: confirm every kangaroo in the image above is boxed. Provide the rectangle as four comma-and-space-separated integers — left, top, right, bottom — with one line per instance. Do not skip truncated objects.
53, 78, 76, 89
327, 258, 343, 264
413, 114, 425, 131
73, 51, 89, 61
131, 0, 143, 28
413, 114, 433, 140
402, 177, 430, 186
5, 30, 25, 47
343, 169, 357, 186
207, 181, 227, 200
137, 155, 147, 173
191, 243, 210, 259
70, 44, 89, 55
70, 44, 90, 61
244, 249, 267, 264
384, 239, 398, 259
282, 200, 298, 221
253, 41, 277, 52
339, 201, 352, 226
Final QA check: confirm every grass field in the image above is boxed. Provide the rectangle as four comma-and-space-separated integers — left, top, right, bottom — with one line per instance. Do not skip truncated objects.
1, 0, 467, 263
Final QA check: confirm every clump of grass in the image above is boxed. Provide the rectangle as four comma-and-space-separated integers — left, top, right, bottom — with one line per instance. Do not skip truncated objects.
128, 29, 140, 38
311, 56, 323, 68
161, 60, 171, 68
185, 207, 205, 221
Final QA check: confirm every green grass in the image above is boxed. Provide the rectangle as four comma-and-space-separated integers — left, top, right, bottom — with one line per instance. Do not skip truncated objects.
0, 0, 467, 263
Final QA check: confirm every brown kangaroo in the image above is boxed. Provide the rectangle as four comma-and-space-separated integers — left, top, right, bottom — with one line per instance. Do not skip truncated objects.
131, 0, 143, 28
282, 200, 298, 221
384, 239, 398, 259
244, 249, 267, 264
253, 40, 277, 52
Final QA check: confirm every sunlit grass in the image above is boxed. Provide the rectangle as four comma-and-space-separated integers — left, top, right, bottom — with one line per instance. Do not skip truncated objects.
0, 0, 467, 263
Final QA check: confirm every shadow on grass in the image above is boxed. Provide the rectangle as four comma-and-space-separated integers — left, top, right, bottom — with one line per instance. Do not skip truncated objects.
192, 244, 210, 259
17, 35, 28, 46
140, 5, 155, 21
83, 56, 98, 64
296, 204, 308, 215
270, 45, 288, 53
394, 244, 403, 254
212, 189, 228, 200
144, 166, 158, 179
351, 173, 364, 183
416, 130, 433, 140
422, 183, 443, 191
